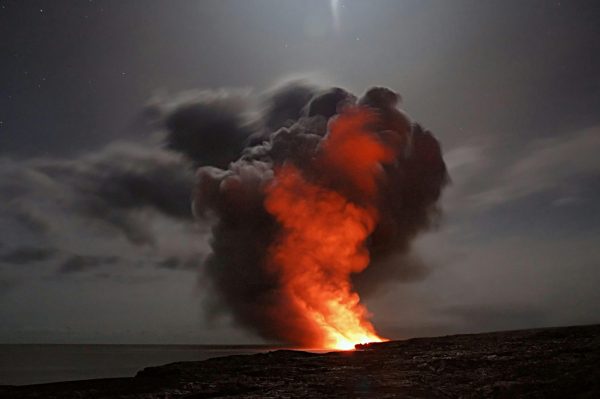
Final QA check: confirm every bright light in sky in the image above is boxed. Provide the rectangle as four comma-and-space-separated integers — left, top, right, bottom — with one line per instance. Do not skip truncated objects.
330, 0, 341, 33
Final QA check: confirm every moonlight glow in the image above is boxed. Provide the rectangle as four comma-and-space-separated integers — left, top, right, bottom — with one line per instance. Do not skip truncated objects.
330, 0, 341, 33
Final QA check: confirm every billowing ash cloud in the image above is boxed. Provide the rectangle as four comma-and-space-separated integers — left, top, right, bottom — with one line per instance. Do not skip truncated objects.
148, 89, 254, 169
163, 82, 448, 345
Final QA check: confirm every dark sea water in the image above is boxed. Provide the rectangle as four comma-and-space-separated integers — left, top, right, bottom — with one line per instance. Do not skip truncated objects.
0, 344, 281, 386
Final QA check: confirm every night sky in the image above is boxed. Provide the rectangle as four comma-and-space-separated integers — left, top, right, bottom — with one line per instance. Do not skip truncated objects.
1, 0, 599, 344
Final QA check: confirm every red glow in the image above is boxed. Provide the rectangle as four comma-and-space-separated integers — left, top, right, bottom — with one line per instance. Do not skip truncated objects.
264, 107, 392, 349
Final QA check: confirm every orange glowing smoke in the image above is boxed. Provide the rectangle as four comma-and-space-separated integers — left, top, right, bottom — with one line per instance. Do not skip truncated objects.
264, 107, 394, 350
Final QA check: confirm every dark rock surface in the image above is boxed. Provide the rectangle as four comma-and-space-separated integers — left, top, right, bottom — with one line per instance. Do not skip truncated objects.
2, 324, 599, 398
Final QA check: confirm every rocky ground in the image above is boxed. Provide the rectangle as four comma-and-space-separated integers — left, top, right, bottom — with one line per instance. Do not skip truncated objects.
2, 324, 599, 398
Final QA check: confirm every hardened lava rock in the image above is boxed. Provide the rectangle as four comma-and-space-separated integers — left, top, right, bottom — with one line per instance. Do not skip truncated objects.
2, 325, 600, 398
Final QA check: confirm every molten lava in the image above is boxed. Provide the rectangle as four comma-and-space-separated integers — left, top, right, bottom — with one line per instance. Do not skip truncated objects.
264, 107, 393, 350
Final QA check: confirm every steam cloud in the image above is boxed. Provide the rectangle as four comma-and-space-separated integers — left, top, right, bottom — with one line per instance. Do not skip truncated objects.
164, 82, 448, 345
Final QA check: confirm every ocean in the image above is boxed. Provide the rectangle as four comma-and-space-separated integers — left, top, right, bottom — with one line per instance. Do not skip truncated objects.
0, 344, 281, 386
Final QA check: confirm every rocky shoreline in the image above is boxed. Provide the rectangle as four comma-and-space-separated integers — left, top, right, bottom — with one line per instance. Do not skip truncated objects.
2, 324, 599, 398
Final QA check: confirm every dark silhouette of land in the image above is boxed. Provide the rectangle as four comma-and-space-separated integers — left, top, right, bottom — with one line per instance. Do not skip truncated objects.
2, 324, 599, 398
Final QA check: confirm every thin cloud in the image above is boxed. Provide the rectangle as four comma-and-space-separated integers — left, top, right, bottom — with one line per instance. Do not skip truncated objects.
472, 126, 600, 207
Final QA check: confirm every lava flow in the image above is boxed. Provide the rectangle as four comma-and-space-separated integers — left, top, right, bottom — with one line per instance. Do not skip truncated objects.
264, 108, 393, 350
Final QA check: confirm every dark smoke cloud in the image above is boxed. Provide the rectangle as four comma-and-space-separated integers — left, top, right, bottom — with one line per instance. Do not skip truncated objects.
148, 90, 254, 169
40, 144, 194, 221
58, 255, 119, 274
156, 255, 202, 271
1, 144, 194, 246
166, 83, 448, 344
1, 133, 216, 290
0, 246, 57, 265
261, 81, 318, 131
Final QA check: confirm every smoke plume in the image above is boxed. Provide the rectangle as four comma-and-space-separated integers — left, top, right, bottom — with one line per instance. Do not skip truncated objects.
170, 83, 448, 348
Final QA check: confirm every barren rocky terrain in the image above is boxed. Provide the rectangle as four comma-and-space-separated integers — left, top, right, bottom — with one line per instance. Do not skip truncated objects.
2, 324, 599, 398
